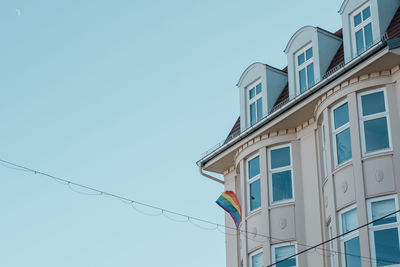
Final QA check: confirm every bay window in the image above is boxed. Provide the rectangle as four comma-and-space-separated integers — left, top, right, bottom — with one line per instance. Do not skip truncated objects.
358, 89, 391, 155
339, 206, 361, 267
367, 196, 400, 267
331, 101, 352, 167
268, 145, 293, 204
296, 44, 314, 94
247, 155, 261, 213
351, 3, 373, 56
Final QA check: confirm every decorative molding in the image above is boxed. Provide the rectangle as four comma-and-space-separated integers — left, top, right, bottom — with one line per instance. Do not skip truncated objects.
279, 218, 287, 230
375, 170, 384, 183
314, 66, 400, 115
341, 181, 348, 193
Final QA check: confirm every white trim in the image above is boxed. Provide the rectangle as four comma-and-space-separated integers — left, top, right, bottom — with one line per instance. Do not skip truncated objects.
321, 124, 328, 178
295, 42, 314, 95
338, 205, 360, 267
271, 242, 298, 267
366, 195, 400, 267
357, 88, 392, 156
246, 153, 261, 215
249, 248, 264, 267
331, 99, 352, 168
268, 144, 294, 206
350, 2, 373, 57
328, 222, 336, 267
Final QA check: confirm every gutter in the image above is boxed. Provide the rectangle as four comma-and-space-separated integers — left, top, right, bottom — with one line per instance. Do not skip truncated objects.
199, 166, 224, 184
197, 40, 389, 169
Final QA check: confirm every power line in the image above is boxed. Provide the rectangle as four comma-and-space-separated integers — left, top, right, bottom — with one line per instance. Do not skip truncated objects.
267, 208, 400, 267
0, 158, 392, 265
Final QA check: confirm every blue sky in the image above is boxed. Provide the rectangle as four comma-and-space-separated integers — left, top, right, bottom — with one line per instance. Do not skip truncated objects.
1, 1, 342, 266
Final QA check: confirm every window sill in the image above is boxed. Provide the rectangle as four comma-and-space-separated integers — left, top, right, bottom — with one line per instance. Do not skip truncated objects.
269, 200, 295, 210
246, 208, 262, 220
362, 149, 393, 160
333, 160, 353, 175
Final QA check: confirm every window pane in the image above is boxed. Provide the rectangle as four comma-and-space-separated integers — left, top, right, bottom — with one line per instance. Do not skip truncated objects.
334, 103, 349, 129
336, 128, 352, 164
248, 156, 260, 179
364, 117, 389, 153
342, 208, 358, 234
299, 68, 306, 93
298, 53, 305, 65
250, 103, 256, 126
354, 12, 362, 26
374, 228, 400, 267
256, 83, 262, 94
276, 245, 296, 267
363, 6, 371, 20
356, 29, 364, 55
344, 237, 362, 267
361, 91, 385, 116
257, 98, 263, 121
306, 47, 313, 60
364, 23, 373, 48
249, 88, 255, 99
271, 146, 291, 169
372, 199, 397, 226
250, 179, 261, 210
307, 63, 314, 88
252, 252, 263, 267
272, 170, 293, 202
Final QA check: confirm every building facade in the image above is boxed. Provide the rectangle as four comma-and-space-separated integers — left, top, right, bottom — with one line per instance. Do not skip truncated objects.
197, 1, 400, 267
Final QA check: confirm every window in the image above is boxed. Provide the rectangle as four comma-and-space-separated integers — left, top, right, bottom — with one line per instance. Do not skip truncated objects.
321, 125, 328, 178
331, 101, 352, 167
351, 3, 373, 56
247, 155, 261, 213
272, 243, 297, 267
339, 206, 361, 267
328, 223, 335, 267
296, 44, 314, 94
367, 196, 400, 267
249, 250, 263, 267
358, 89, 391, 155
268, 145, 293, 204
248, 82, 263, 126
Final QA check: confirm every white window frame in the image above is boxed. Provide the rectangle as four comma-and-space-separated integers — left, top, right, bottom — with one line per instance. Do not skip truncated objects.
247, 80, 263, 127
268, 144, 294, 205
247, 154, 261, 215
358, 88, 392, 156
366, 195, 400, 267
351, 2, 373, 56
331, 100, 352, 168
249, 248, 264, 267
271, 242, 298, 267
339, 205, 360, 267
295, 43, 314, 95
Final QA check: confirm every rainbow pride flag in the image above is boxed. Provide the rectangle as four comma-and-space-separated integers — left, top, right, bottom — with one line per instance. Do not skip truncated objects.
216, 191, 242, 228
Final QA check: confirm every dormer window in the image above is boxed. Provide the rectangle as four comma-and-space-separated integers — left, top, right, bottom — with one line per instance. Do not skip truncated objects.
295, 44, 314, 94
351, 3, 373, 55
248, 82, 263, 126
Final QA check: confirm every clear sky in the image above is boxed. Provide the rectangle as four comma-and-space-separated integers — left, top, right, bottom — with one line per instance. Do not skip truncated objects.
1, 1, 342, 266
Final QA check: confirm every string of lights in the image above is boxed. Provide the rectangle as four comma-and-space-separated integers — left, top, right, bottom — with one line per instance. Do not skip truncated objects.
0, 158, 396, 265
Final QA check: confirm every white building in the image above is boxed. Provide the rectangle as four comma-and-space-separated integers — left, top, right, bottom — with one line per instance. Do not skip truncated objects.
198, 1, 400, 267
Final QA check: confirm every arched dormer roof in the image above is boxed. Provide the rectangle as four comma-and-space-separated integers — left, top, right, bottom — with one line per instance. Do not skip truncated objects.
338, 0, 350, 14
284, 26, 316, 53
236, 62, 266, 87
